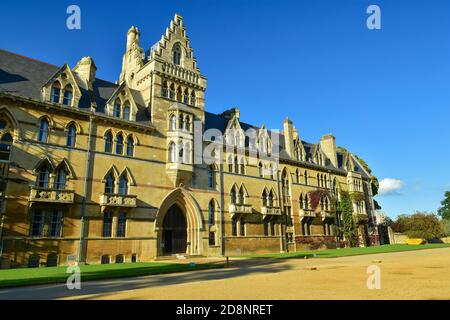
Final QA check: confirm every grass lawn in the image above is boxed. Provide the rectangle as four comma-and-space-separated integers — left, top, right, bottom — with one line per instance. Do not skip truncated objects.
0, 261, 225, 289
248, 243, 450, 259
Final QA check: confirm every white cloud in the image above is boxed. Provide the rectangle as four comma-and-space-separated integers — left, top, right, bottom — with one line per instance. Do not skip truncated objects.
378, 178, 404, 196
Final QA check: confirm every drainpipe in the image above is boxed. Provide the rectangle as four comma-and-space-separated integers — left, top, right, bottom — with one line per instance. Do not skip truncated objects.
275, 163, 285, 253
78, 114, 94, 263
219, 162, 225, 256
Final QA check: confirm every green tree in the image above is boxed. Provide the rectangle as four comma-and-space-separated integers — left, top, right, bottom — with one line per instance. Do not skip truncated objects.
438, 191, 450, 220
339, 192, 359, 247
441, 219, 450, 237
404, 212, 444, 240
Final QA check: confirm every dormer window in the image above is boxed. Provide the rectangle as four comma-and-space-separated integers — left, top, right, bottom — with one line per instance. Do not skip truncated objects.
51, 82, 61, 103
123, 103, 131, 121
172, 43, 182, 65
62, 85, 73, 106
113, 100, 121, 118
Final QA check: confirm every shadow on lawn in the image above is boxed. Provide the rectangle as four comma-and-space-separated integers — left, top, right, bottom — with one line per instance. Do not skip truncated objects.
0, 259, 292, 300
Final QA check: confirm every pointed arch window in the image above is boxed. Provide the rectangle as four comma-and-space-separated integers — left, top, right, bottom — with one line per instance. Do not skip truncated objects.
185, 116, 191, 132
262, 189, 268, 207
104, 131, 113, 153
169, 83, 175, 99
51, 82, 61, 103
304, 170, 308, 185
105, 172, 115, 194
259, 162, 263, 177
169, 142, 176, 162
176, 87, 182, 102
123, 103, 131, 121
173, 43, 182, 65
62, 85, 73, 106
113, 100, 121, 118
238, 187, 245, 204
169, 115, 177, 131
115, 133, 124, 155
117, 212, 127, 237
178, 114, 184, 129
299, 194, 304, 209
190, 91, 196, 106
126, 136, 134, 157
208, 165, 216, 188
161, 80, 168, 98
54, 167, 67, 190
268, 190, 274, 207
66, 123, 76, 147
183, 88, 189, 104
38, 118, 49, 142
119, 174, 128, 195
36, 166, 50, 188
230, 187, 236, 205
0, 132, 12, 161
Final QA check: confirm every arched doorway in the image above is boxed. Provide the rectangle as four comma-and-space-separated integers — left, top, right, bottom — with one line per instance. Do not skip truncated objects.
162, 205, 187, 254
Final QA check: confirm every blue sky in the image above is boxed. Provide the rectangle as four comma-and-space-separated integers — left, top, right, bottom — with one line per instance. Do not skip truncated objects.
1, 0, 449, 218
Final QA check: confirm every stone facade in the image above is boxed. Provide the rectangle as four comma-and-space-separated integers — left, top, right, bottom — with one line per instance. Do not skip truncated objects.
0, 14, 377, 268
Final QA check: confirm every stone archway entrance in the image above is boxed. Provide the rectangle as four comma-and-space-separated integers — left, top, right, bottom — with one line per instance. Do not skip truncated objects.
162, 205, 187, 254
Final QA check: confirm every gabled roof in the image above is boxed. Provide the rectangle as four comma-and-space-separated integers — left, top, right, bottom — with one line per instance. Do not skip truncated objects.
0, 49, 149, 121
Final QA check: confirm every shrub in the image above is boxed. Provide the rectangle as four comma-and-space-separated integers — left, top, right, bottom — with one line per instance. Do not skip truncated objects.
403, 212, 444, 240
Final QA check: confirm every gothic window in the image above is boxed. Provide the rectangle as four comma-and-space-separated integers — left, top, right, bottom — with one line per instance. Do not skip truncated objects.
118, 174, 128, 195
101, 255, 110, 264
104, 131, 113, 153
126, 135, 134, 157
169, 83, 175, 99
66, 123, 76, 147
239, 218, 246, 236
105, 172, 115, 194
268, 190, 274, 207
169, 142, 177, 162
115, 254, 125, 263
239, 159, 245, 175
46, 253, 58, 267
113, 100, 121, 118
228, 156, 233, 173
183, 88, 189, 104
62, 85, 73, 106
305, 194, 309, 209
123, 103, 131, 121
238, 186, 245, 204
295, 169, 300, 183
190, 91, 196, 106
51, 82, 61, 103
176, 86, 182, 102
234, 156, 239, 174
48, 210, 63, 237
207, 165, 215, 188
0, 132, 12, 161
30, 209, 44, 237
162, 80, 168, 97
38, 118, 49, 142
185, 116, 191, 132
230, 187, 236, 205
304, 170, 308, 185
54, 167, 67, 190
117, 212, 127, 237
28, 254, 40, 268
115, 133, 124, 155
264, 220, 269, 236
261, 189, 267, 207
102, 212, 113, 237
299, 194, 304, 209
231, 217, 237, 236
169, 115, 177, 130
172, 43, 182, 65
259, 162, 263, 177
36, 166, 50, 188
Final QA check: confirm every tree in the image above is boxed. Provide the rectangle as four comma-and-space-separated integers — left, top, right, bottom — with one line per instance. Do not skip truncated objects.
438, 191, 450, 220
339, 192, 359, 247
403, 212, 444, 240
441, 219, 450, 237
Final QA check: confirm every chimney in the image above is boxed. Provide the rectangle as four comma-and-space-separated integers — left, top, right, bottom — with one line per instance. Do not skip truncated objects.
73, 56, 97, 86
320, 134, 338, 167
283, 117, 294, 158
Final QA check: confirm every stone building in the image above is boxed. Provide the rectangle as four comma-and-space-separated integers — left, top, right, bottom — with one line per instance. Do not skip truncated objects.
0, 14, 377, 268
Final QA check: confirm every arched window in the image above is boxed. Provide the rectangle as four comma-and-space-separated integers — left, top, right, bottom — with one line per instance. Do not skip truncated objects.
234, 156, 239, 174
123, 103, 131, 121
183, 88, 189, 104
115, 133, 124, 155
113, 100, 121, 118
119, 174, 128, 195
259, 162, 263, 177
46, 253, 58, 267
208, 200, 215, 225
261, 189, 267, 207
51, 82, 61, 103
178, 114, 184, 129
207, 165, 215, 188
0, 132, 12, 161
228, 156, 233, 172
299, 194, 304, 209
176, 87, 182, 102
169, 83, 175, 99
304, 170, 308, 185
126, 136, 134, 157
161, 80, 168, 97
104, 131, 113, 153
231, 217, 237, 236
190, 91, 196, 106
295, 169, 300, 184
268, 190, 274, 207
230, 187, 236, 205
185, 116, 191, 132
62, 85, 73, 106
36, 166, 50, 188
169, 142, 176, 162
66, 123, 76, 147
238, 187, 245, 204
115, 254, 124, 263
317, 173, 321, 187
172, 43, 182, 65
178, 142, 184, 161
101, 255, 110, 264
239, 218, 246, 236
105, 173, 115, 194
54, 167, 67, 190
38, 118, 49, 142
28, 254, 40, 268
169, 115, 177, 131
305, 194, 309, 209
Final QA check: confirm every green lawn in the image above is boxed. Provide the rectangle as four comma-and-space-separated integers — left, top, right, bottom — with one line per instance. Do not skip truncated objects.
0, 261, 225, 289
248, 243, 450, 259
